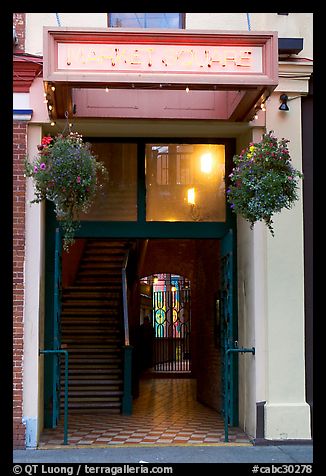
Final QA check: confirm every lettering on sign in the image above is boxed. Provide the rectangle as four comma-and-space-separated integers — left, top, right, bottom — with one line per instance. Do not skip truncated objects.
58, 43, 263, 74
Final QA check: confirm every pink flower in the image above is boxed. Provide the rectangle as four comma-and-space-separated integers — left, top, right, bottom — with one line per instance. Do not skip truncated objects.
34, 166, 38, 173
288, 176, 293, 180
40, 163, 46, 170
76, 176, 81, 183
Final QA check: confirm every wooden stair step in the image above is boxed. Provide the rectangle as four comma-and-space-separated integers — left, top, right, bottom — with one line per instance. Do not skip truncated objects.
80, 262, 124, 268
61, 309, 119, 314
61, 336, 121, 342
61, 327, 120, 332
66, 367, 121, 373
59, 238, 131, 412
67, 378, 123, 384
77, 278, 122, 283
68, 358, 122, 365
62, 341, 121, 347
64, 346, 122, 352
77, 273, 122, 278
62, 295, 120, 301
61, 321, 121, 327
62, 302, 120, 308
63, 402, 122, 409
82, 257, 125, 263
64, 286, 120, 291
84, 247, 127, 253
62, 390, 123, 397
63, 290, 121, 295
62, 362, 121, 368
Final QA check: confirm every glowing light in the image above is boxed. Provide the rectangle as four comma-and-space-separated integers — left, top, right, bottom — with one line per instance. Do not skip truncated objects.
153, 276, 159, 284
200, 152, 213, 173
187, 187, 196, 205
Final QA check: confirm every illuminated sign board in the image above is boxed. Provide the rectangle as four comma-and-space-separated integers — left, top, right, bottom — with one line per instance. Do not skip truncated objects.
44, 28, 278, 87
57, 43, 263, 74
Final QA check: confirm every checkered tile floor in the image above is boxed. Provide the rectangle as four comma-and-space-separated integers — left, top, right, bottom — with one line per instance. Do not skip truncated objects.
39, 378, 252, 447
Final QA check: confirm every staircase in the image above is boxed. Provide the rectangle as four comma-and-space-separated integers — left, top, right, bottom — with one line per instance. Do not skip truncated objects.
60, 239, 131, 413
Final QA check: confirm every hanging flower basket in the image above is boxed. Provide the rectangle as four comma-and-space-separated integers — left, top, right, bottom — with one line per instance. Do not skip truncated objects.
226, 131, 303, 236
24, 131, 108, 251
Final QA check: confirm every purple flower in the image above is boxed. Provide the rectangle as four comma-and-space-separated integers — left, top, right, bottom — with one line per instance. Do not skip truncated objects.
40, 163, 46, 170
34, 166, 38, 173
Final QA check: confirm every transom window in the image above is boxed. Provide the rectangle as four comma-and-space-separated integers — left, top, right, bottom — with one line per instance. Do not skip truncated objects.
77, 138, 234, 239
146, 143, 226, 222
108, 13, 184, 29
80, 141, 226, 223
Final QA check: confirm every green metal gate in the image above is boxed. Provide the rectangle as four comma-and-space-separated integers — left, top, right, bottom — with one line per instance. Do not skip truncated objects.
152, 289, 191, 372
52, 227, 63, 427
44, 225, 62, 428
220, 228, 238, 427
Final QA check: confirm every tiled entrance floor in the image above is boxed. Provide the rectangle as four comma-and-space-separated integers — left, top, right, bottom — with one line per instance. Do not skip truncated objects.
39, 378, 252, 447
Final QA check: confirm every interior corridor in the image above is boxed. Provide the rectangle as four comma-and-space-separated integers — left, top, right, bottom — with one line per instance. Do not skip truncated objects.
39, 378, 252, 447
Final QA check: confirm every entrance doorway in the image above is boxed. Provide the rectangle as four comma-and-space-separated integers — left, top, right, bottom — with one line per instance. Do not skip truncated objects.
41, 236, 247, 446
42, 135, 241, 445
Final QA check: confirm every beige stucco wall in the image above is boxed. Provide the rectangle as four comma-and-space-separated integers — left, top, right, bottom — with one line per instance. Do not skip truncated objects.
236, 127, 268, 439
263, 87, 310, 440
23, 124, 45, 447
186, 13, 313, 60
25, 13, 313, 61
236, 61, 312, 439
25, 13, 107, 55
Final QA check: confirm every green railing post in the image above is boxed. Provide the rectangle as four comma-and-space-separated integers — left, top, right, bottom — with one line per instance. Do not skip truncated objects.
224, 346, 255, 442
40, 349, 69, 445
122, 345, 133, 415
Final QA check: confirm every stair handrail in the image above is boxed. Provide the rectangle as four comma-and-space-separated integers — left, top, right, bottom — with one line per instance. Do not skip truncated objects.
122, 248, 130, 346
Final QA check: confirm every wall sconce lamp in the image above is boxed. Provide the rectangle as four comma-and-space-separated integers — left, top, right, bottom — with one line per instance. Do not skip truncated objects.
279, 94, 289, 111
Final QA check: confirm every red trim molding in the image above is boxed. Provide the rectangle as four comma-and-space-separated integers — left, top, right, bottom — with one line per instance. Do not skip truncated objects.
13, 54, 43, 92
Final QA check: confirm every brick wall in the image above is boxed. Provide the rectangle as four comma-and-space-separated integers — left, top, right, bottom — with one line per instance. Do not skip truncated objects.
13, 13, 25, 52
13, 121, 27, 449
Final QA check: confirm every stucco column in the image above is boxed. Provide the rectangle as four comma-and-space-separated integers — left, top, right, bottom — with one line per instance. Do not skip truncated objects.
23, 124, 45, 447
263, 91, 311, 440
237, 126, 268, 439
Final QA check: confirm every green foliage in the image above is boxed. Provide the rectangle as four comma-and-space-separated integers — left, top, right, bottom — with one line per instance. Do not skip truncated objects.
24, 132, 108, 251
226, 131, 303, 235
